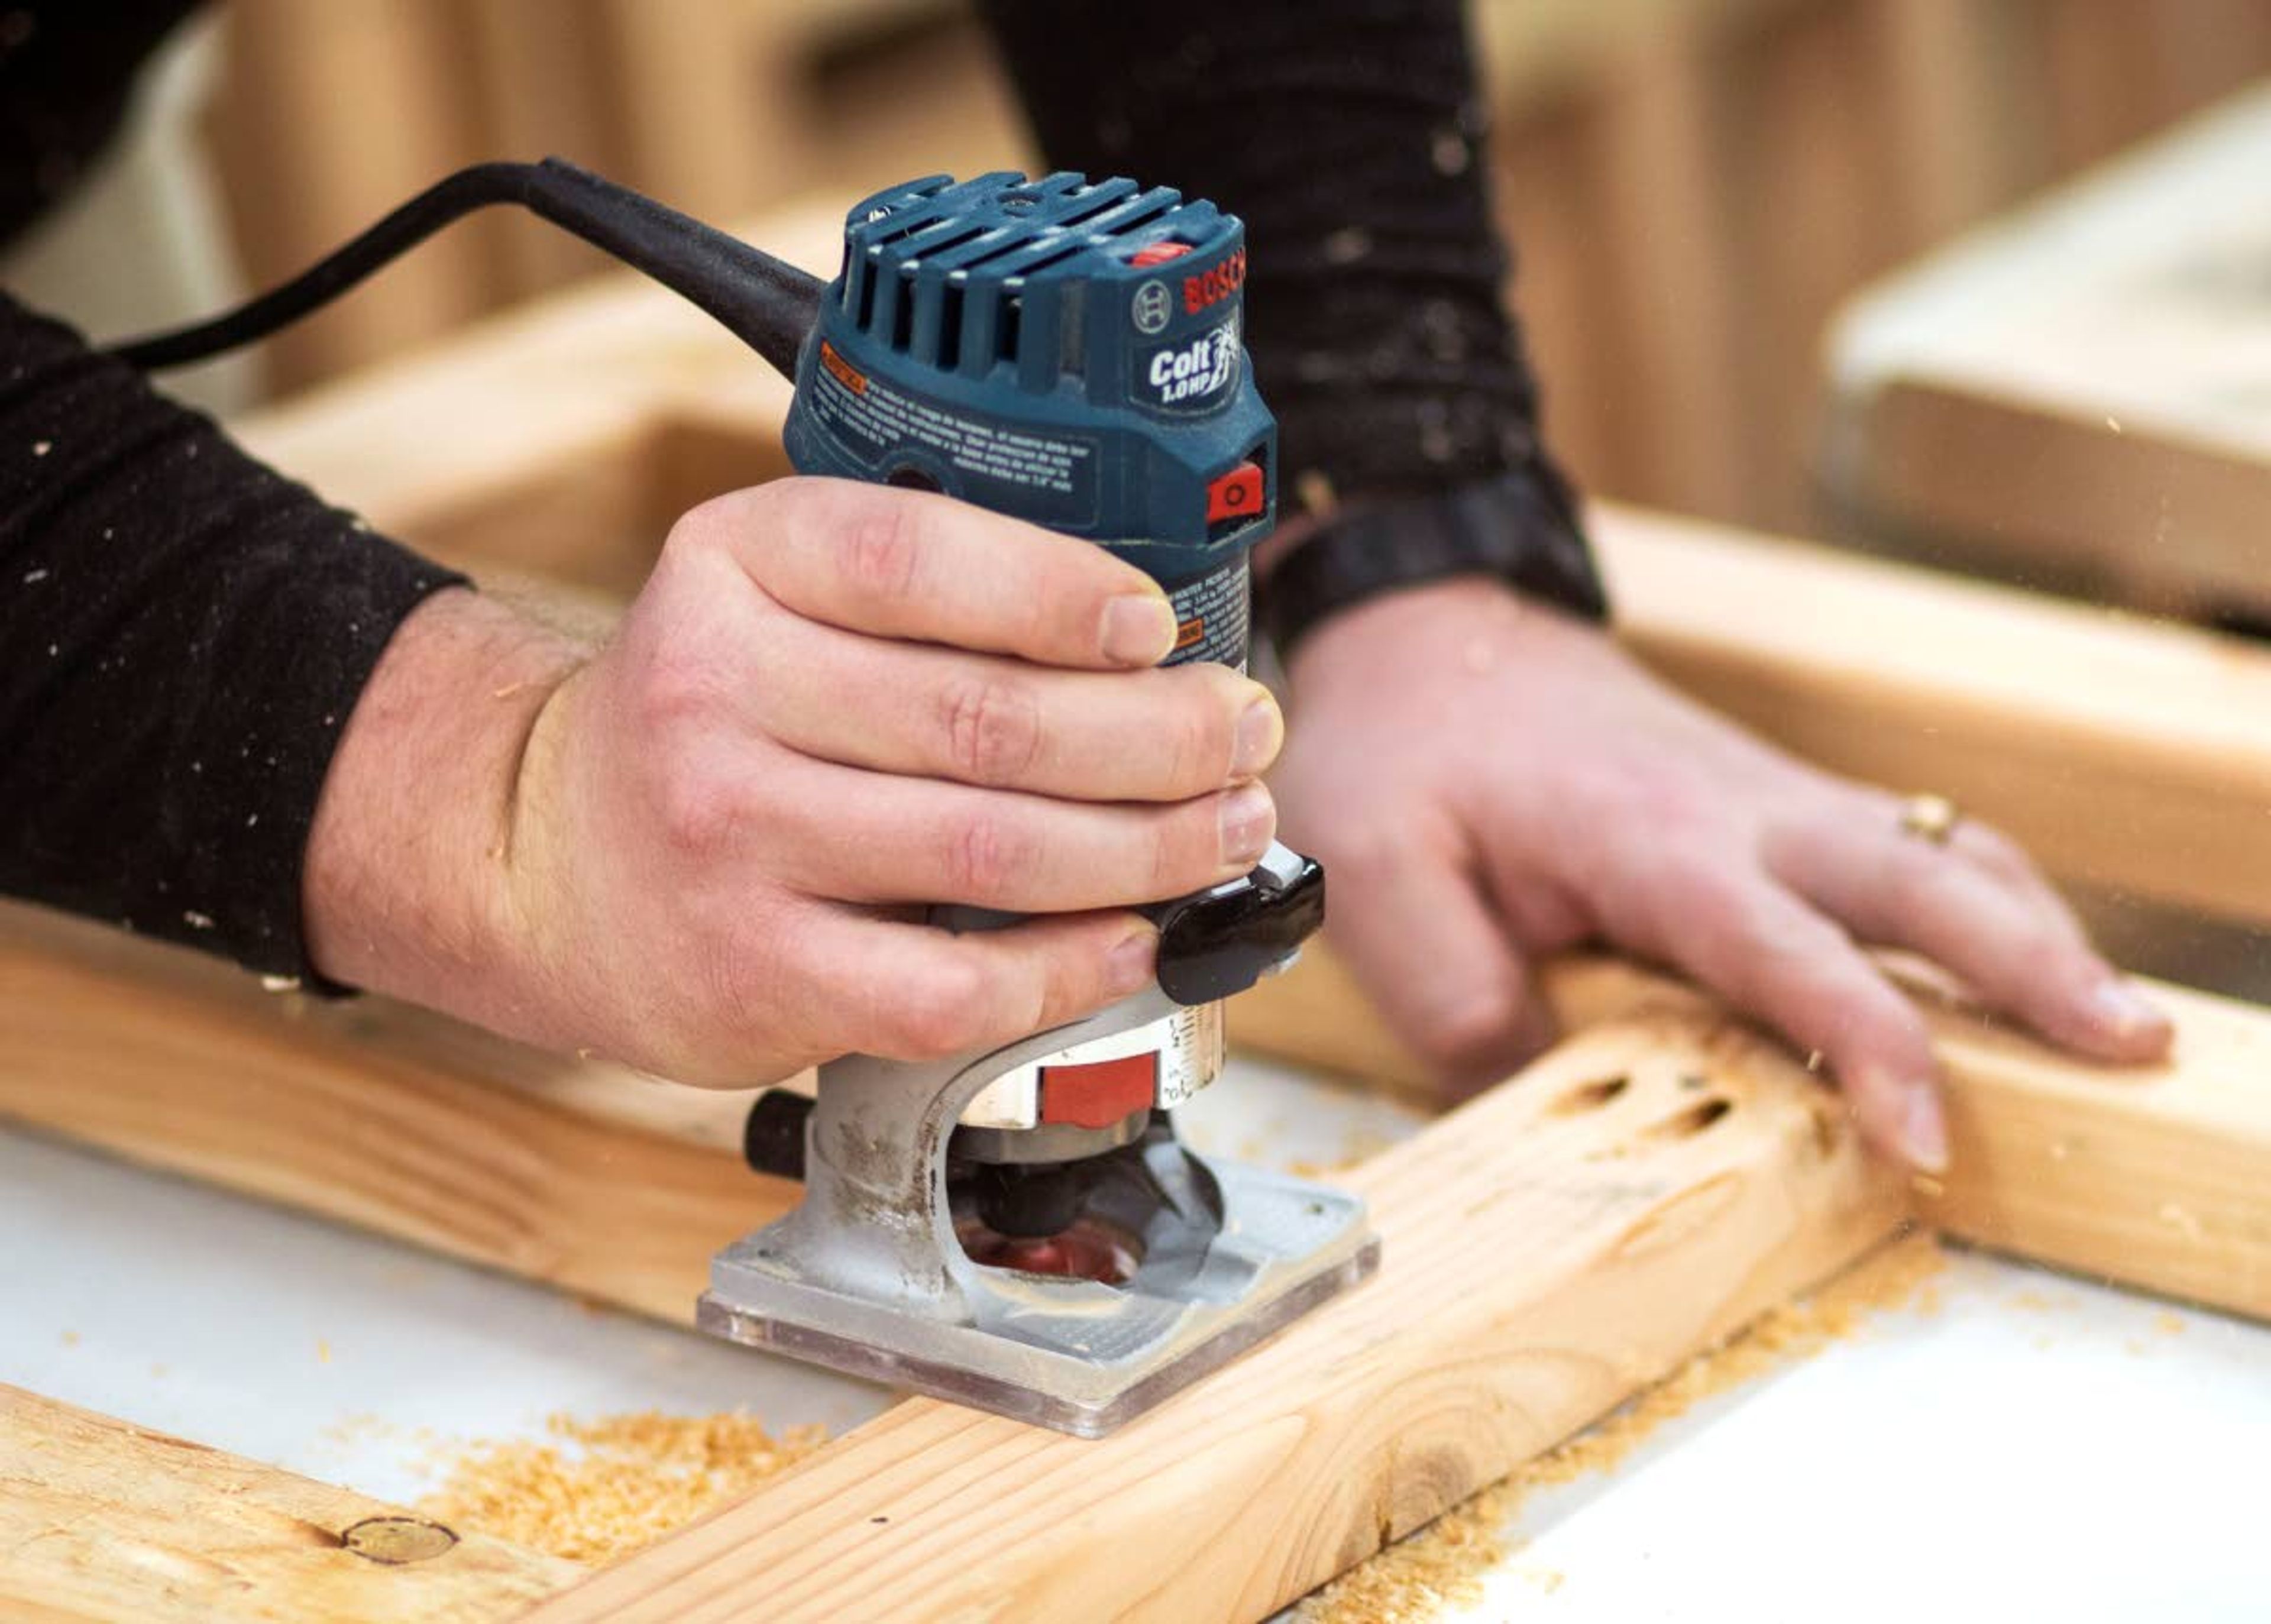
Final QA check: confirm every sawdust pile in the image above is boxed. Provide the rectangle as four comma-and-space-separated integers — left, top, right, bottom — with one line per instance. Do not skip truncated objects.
404, 1235, 1940, 1598
1296, 1231, 1946, 1623
416, 1409, 829, 1564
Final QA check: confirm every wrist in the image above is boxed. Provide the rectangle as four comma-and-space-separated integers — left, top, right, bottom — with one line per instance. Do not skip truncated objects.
1257, 468, 1607, 660
1285, 571, 1611, 694
302, 587, 592, 1018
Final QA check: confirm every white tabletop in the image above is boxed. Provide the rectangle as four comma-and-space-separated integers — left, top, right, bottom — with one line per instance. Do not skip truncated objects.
5, 1053, 2266, 1622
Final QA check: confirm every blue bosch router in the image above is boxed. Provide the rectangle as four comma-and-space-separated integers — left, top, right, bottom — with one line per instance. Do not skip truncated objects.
112, 160, 1377, 1438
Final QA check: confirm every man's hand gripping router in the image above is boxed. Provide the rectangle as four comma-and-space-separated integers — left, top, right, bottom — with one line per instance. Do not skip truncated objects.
302, 478, 1282, 1087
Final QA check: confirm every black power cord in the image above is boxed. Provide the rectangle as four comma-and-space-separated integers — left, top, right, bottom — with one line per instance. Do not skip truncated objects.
107, 158, 827, 378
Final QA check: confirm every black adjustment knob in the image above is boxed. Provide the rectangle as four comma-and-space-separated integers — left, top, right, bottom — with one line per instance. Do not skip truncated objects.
1153, 853, 1325, 1006
742, 1089, 814, 1181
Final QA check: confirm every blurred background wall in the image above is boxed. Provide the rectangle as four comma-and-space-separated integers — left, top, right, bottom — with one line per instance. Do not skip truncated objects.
20, 0, 2271, 539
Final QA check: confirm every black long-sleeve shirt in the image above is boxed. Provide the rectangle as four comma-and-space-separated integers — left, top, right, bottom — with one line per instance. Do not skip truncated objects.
980, 0, 1558, 514
1, 0, 1591, 986
0, 4, 464, 982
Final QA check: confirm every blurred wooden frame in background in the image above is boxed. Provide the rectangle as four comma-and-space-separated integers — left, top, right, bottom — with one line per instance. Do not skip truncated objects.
208, 0, 2271, 538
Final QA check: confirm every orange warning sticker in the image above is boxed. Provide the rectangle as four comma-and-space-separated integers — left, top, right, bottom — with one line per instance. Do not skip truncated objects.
1173, 617, 1206, 652
819, 339, 868, 395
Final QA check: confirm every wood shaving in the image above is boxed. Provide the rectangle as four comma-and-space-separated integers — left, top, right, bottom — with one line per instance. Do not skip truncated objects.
416, 1409, 829, 1564
322, 1411, 437, 1450
1297, 1231, 1945, 1622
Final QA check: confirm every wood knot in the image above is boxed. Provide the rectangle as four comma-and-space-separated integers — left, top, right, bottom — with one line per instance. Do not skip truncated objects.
1551, 1074, 1630, 1114
1644, 1096, 1735, 1140
342, 1516, 459, 1565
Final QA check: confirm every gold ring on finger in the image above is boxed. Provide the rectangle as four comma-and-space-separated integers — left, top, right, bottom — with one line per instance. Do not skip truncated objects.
1897, 792, 1961, 847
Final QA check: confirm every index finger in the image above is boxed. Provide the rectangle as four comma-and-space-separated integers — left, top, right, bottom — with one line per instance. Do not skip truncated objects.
716, 477, 1179, 670
1632, 859, 1948, 1171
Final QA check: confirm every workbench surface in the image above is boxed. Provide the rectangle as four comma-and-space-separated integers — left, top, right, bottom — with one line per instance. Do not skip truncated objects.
7, 1054, 2265, 1622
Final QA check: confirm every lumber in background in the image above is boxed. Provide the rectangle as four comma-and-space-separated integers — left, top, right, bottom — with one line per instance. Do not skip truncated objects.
1824, 88, 2271, 623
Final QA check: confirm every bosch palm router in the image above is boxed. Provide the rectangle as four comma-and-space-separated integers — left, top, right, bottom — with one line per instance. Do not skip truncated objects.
114, 160, 1380, 1439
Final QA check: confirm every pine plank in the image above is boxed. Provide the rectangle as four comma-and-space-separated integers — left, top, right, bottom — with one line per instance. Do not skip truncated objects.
0, 1384, 578, 1623
518, 1010, 1906, 1623
12, 882, 2262, 1621
0, 903, 786, 1326
1235, 945, 2271, 1322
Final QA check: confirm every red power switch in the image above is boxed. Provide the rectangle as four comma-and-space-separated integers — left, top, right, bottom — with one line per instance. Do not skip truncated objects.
1039, 1052, 1158, 1128
1129, 241, 1193, 267
1206, 461, 1264, 524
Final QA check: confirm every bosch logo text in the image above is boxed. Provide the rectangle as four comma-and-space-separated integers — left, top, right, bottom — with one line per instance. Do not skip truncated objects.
1182, 248, 1247, 315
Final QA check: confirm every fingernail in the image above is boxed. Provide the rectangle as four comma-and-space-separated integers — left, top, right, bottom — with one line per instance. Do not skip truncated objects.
1231, 697, 1283, 777
1108, 924, 1159, 994
1102, 593, 1177, 665
1901, 1084, 1950, 1175
2089, 978, 2172, 1044
1218, 783, 1276, 866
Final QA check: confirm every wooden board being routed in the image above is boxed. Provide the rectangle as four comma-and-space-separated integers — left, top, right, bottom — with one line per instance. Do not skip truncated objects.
1235, 944, 2271, 1322
520, 1011, 1905, 1623
0, 1384, 578, 1623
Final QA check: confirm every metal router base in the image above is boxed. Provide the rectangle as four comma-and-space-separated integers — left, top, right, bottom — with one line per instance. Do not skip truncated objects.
698, 1159, 1379, 1438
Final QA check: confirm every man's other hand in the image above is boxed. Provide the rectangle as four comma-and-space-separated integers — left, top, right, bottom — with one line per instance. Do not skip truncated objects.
1269, 575, 2172, 1171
